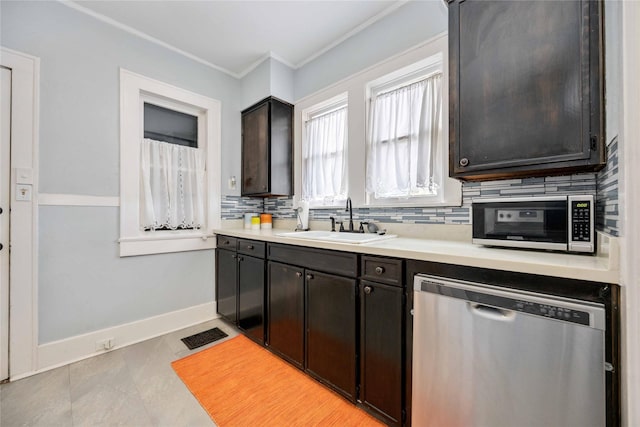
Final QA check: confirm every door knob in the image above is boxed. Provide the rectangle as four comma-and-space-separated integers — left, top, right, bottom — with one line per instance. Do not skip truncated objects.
375, 266, 385, 275
364, 286, 373, 295
459, 157, 469, 167
306, 273, 313, 280
295, 272, 303, 278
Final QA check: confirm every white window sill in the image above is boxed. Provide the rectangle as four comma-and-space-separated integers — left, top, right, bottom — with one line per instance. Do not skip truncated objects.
364, 200, 463, 209
119, 232, 216, 257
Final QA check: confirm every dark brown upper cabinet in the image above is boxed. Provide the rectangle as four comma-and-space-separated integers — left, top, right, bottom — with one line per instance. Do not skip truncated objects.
241, 96, 293, 196
448, 0, 605, 181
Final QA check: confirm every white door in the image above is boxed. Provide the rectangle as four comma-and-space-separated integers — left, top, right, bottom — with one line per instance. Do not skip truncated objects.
1, 65, 11, 381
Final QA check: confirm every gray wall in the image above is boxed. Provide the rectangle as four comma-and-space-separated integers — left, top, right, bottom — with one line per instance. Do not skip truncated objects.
1, 1, 238, 343
240, 58, 271, 112
293, 0, 448, 101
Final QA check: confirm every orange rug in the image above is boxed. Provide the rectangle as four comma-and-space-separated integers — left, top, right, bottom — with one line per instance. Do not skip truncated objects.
172, 335, 384, 427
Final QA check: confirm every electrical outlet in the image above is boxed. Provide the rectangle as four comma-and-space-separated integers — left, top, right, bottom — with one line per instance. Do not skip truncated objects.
95, 338, 115, 351
228, 176, 236, 190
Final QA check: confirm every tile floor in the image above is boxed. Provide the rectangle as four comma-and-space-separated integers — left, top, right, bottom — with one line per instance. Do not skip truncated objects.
0, 318, 239, 426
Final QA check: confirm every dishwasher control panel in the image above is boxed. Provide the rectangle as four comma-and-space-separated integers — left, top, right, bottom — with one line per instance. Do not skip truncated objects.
419, 278, 594, 327
514, 300, 590, 326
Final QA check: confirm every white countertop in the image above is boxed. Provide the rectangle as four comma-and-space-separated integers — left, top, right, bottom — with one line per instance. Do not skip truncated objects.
213, 227, 619, 284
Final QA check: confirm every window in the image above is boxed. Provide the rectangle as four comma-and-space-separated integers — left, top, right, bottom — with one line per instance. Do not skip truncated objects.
366, 65, 443, 202
119, 69, 221, 256
301, 94, 348, 207
294, 35, 460, 209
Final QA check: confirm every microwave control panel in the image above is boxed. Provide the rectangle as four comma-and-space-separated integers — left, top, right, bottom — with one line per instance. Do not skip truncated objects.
568, 195, 594, 253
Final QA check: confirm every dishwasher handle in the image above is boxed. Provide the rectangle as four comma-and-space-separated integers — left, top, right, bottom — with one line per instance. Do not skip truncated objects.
468, 302, 516, 322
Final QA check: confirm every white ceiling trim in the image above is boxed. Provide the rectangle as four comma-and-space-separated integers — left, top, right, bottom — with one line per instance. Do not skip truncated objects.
294, 0, 410, 69
237, 51, 297, 80
59, 0, 241, 78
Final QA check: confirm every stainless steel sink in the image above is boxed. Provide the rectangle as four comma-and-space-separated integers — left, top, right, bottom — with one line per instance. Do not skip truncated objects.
276, 230, 397, 244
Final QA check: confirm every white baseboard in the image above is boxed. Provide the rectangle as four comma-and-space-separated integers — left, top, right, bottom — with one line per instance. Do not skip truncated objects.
27, 301, 217, 379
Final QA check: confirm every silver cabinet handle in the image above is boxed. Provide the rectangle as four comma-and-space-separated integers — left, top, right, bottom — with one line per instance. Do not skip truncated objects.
364, 286, 373, 295
247, 245, 254, 250
460, 157, 469, 167
306, 273, 314, 280
375, 266, 385, 275
295, 272, 303, 278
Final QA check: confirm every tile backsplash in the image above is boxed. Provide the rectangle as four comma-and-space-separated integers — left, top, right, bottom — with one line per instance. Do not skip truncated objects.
222, 143, 619, 237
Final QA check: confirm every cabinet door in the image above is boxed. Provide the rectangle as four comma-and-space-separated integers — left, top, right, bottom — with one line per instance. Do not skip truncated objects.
268, 262, 304, 369
242, 102, 269, 195
306, 270, 357, 401
449, 0, 604, 179
216, 249, 237, 323
238, 255, 265, 344
360, 281, 404, 426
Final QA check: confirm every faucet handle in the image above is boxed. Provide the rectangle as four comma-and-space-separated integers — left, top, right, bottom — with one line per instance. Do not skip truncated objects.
329, 216, 336, 232
337, 221, 345, 232
358, 222, 365, 233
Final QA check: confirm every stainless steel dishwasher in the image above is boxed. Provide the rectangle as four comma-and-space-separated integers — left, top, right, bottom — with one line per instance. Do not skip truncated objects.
412, 274, 606, 427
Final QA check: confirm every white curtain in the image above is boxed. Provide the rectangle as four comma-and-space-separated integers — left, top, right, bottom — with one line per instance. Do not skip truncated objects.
302, 106, 348, 203
366, 73, 443, 199
140, 138, 205, 230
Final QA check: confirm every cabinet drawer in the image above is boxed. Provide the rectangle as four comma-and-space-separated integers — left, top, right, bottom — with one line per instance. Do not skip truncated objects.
238, 239, 266, 258
268, 243, 358, 278
217, 235, 237, 250
361, 256, 403, 287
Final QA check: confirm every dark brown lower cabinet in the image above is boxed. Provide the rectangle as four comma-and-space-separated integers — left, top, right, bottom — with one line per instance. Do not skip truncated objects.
360, 280, 404, 426
215, 248, 238, 323
267, 261, 304, 368
306, 270, 357, 402
237, 254, 265, 344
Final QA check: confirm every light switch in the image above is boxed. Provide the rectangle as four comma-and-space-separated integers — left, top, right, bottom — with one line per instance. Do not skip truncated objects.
15, 184, 32, 201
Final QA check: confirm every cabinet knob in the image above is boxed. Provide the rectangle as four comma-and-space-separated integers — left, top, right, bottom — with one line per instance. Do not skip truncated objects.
364, 286, 373, 295
262, 185, 267, 190
238, 256, 244, 261
306, 273, 314, 280
374, 266, 385, 275
232, 254, 237, 259
296, 272, 303, 278
459, 157, 469, 167
247, 245, 254, 250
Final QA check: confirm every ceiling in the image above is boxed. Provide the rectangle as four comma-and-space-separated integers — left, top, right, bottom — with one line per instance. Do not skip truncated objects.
71, 0, 407, 78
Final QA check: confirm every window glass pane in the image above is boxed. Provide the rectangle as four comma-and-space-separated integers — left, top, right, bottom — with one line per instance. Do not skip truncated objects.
144, 103, 198, 148
367, 72, 443, 200
302, 104, 348, 205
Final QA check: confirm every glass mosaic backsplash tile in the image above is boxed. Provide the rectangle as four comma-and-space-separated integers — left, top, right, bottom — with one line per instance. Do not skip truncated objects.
222, 141, 619, 237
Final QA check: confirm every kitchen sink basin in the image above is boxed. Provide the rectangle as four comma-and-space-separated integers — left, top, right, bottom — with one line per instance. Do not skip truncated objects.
276, 230, 397, 244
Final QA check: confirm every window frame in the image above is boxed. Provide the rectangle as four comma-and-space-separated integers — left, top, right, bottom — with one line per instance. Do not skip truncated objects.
300, 92, 349, 208
365, 57, 447, 206
119, 69, 221, 257
293, 34, 460, 210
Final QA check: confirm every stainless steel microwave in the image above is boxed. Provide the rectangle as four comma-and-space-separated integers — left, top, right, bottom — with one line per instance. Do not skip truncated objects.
472, 195, 595, 253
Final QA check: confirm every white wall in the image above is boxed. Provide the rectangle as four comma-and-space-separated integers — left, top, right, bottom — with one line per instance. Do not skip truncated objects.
1, 1, 239, 347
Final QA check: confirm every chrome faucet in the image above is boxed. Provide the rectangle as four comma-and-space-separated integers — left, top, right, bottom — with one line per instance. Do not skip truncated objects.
345, 197, 354, 232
